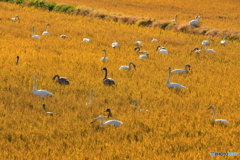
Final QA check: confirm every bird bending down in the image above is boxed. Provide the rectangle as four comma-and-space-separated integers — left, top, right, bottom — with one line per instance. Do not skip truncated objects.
151, 38, 158, 42
112, 40, 119, 48
33, 75, 55, 98
11, 15, 20, 22
156, 46, 168, 55
104, 109, 113, 118
134, 47, 149, 54
42, 104, 53, 116
191, 47, 202, 54
101, 68, 116, 86
119, 62, 136, 70
171, 64, 191, 74
203, 46, 216, 53
208, 106, 229, 124
131, 100, 149, 112
220, 36, 228, 45
139, 53, 150, 59
52, 75, 70, 85
83, 38, 90, 42
100, 49, 109, 62
189, 14, 200, 26
91, 115, 123, 127
202, 37, 213, 47
167, 67, 186, 89
133, 37, 143, 46
31, 26, 40, 39
60, 35, 67, 39
42, 23, 51, 35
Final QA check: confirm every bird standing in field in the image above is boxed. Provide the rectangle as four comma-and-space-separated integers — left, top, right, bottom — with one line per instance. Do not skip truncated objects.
42, 23, 51, 35
33, 75, 54, 98
171, 14, 178, 23
133, 37, 143, 46
171, 64, 191, 74
91, 115, 123, 127
100, 49, 109, 62
101, 68, 116, 86
166, 67, 186, 89
119, 62, 136, 71
189, 14, 200, 26
52, 75, 70, 85
208, 106, 229, 124
31, 26, 40, 39
156, 46, 168, 55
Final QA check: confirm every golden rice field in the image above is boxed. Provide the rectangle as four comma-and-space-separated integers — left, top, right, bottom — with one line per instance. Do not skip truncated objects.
0, 1, 240, 159
49, 0, 240, 31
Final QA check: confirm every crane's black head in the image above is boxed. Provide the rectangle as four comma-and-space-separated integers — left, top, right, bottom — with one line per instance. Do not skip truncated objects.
101, 67, 107, 71
42, 104, 46, 110
104, 109, 111, 112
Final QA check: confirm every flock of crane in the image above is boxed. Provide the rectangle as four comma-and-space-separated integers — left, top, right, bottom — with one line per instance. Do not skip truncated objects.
11, 14, 230, 127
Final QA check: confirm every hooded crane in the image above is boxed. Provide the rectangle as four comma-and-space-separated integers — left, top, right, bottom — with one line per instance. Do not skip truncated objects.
101, 68, 116, 86
52, 75, 70, 85
104, 109, 113, 118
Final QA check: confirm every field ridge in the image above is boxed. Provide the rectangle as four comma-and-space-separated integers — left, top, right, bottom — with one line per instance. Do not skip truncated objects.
2, 0, 240, 40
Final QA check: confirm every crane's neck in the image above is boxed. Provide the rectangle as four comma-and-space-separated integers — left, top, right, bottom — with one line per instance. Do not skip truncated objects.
32, 26, 35, 35
16, 57, 19, 65
103, 50, 107, 58
55, 75, 60, 80
185, 65, 189, 73
174, 16, 177, 21
167, 68, 171, 85
103, 69, 107, 80
212, 108, 216, 121
135, 47, 140, 52
33, 76, 37, 91
89, 90, 93, 102
46, 25, 49, 31
129, 63, 134, 69
99, 117, 106, 126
